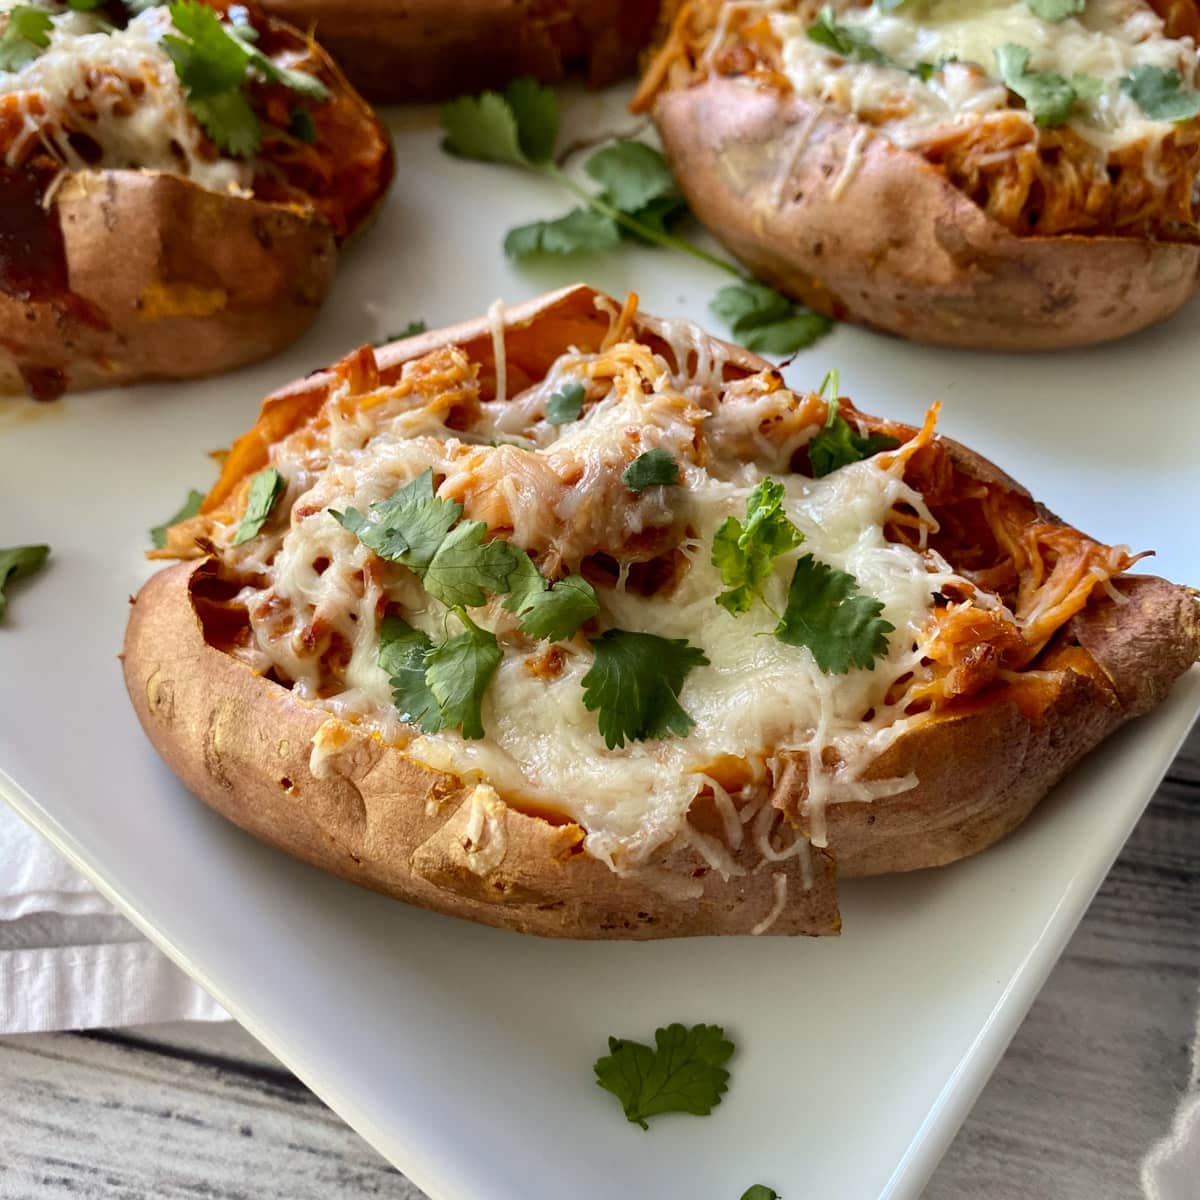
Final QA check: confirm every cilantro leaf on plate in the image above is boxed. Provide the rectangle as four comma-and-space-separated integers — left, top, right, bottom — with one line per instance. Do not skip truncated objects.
0, 544, 49, 622
545, 381, 586, 424
1025, 0, 1084, 20
995, 43, 1095, 127
710, 282, 832, 356
378, 616, 441, 732
775, 554, 893, 673
422, 520, 522, 609
740, 1189, 782, 1200
583, 141, 688, 239
150, 488, 205, 549
515, 575, 599, 642
441, 76, 557, 166
712, 479, 804, 616
581, 630, 709, 749
232, 467, 285, 544
425, 611, 502, 739
593, 1023, 734, 1130
1120, 65, 1200, 122
622, 449, 679, 492
806, 372, 898, 477
374, 320, 427, 345
504, 208, 620, 258
0, 5, 53, 71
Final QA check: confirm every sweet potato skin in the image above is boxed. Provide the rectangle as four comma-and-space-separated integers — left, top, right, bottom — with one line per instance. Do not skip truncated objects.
0, 170, 337, 398
652, 78, 1200, 350
123, 560, 840, 939
122, 286, 1200, 936
258, 0, 662, 102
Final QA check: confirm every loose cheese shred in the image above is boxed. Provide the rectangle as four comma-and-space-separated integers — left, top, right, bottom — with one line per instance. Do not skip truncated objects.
751, 872, 790, 935
487, 298, 508, 405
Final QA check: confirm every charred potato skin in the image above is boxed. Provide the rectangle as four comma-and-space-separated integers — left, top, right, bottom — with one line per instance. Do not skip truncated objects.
257, 0, 662, 102
652, 78, 1200, 350
122, 286, 1199, 938
0, 170, 337, 398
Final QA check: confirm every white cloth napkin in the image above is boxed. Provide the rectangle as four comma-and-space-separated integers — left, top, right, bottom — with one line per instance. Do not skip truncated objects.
0, 802, 226, 1033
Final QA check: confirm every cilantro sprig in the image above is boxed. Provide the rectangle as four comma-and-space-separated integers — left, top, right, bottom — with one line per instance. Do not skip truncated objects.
1120, 65, 1200, 123
150, 488, 205, 549
232, 467, 285, 545
711, 282, 832, 355
806, 370, 898, 477
1025, 0, 1085, 20
164, 0, 327, 157
622, 448, 679, 492
807, 6, 888, 64
440, 79, 831, 356
712, 479, 804, 616
594, 1023, 734, 1129
0, 5, 53, 71
995, 43, 1100, 127
582, 630, 709, 749
775, 554, 893, 673
545, 382, 585, 424
0, 544, 49, 622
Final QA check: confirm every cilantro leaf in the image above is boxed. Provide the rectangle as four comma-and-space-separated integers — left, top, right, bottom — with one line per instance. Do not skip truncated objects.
807, 6, 887, 64
515, 574, 599, 641
711, 282, 832, 355
593, 1023, 734, 1130
232, 467, 285, 544
332, 471, 463, 572
1120, 65, 1200, 122
774, 554, 893, 673
150, 488, 204, 549
378, 616, 441, 732
68, 0, 108, 9
165, 1, 325, 157
0, 544, 49, 622
0, 5, 53, 71
1025, 0, 1084, 19
424, 611, 502, 739
504, 207, 620, 258
499, 547, 547, 610
741, 1189, 781, 1200
422, 520, 521, 609
545, 381, 586, 424
582, 630, 708, 749
712, 479, 804, 616
441, 77, 557, 166
807, 376, 898, 478
288, 107, 317, 143
622, 448, 680, 492
502, 76, 558, 163
375, 319, 426, 345
584, 141, 681, 215
995, 43, 1095, 126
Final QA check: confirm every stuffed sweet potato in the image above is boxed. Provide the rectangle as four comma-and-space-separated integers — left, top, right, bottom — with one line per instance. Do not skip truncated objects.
635, 0, 1200, 350
123, 285, 1199, 938
0, 0, 392, 398
256, 0, 664, 102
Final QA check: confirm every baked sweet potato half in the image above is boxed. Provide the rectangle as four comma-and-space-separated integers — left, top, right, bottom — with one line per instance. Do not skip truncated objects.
0, 0, 393, 399
256, 0, 663, 102
123, 285, 1199, 938
635, 0, 1200, 349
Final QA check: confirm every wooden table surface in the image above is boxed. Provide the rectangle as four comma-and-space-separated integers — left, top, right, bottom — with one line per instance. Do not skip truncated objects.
1, 722, 1196, 1200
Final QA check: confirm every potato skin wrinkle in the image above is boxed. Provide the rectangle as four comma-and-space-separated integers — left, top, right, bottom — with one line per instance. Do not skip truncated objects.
122, 286, 1200, 939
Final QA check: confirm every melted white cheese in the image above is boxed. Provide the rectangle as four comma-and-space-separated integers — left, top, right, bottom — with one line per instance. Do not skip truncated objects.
221, 315, 999, 869
0, 2, 251, 192
773, 0, 1195, 156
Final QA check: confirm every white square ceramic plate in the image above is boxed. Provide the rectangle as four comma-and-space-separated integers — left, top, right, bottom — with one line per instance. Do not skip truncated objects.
1, 93, 1198, 1200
